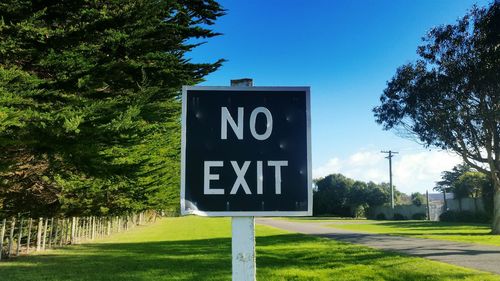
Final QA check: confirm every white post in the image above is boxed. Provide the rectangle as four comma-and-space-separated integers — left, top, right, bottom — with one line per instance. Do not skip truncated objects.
26, 218, 32, 253
232, 217, 255, 281
16, 218, 23, 256
36, 218, 43, 251
230, 78, 256, 281
0, 218, 6, 260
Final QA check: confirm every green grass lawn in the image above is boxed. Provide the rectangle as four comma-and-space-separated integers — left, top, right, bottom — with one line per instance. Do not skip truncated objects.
322, 219, 500, 246
1, 216, 499, 281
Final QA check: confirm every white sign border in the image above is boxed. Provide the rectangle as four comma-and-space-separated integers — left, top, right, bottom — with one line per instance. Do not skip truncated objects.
181, 86, 312, 217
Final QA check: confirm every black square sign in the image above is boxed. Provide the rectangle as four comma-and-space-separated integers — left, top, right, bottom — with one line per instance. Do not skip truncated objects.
181, 86, 311, 216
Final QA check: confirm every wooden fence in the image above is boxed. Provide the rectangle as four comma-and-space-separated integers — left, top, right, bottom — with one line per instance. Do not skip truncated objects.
0, 211, 156, 260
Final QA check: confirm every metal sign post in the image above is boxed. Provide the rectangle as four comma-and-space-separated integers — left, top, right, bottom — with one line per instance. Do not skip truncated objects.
180, 80, 311, 281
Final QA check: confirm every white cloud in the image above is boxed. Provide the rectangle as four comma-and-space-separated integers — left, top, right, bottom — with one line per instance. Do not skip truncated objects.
312, 157, 341, 179
312, 149, 462, 194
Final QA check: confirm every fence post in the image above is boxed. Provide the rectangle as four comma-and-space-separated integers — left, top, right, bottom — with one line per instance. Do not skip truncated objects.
58, 219, 62, 246
82, 217, 86, 241
0, 218, 6, 260
65, 218, 69, 244
84, 217, 88, 241
48, 218, 54, 248
16, 218, 23, 256
86, 217, 89, 240
72, 217, 76, 244
91, 217, 95, 240
53, 219, 59, 247
42, 218, 48, 250
70, 217, 75, 244
81, 217, 85, 242
86, 217, 90, 241
63, 219, 67, 245
98, 218, 102, 238
26, 218, 32, 253
36, 218, 43, 251
96, 218, 100, 238
75, 217, 80, 244
54, 218, 62, 247
8, 217, 16, 258
80, 217, 83, 242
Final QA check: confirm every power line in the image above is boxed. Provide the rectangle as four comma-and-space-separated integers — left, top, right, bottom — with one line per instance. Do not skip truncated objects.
381, 150, 398, 209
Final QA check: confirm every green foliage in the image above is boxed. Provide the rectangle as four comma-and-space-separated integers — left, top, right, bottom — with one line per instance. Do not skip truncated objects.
439, 210, 491, 224
455, 172, 488, 199
0, 0, 225, 216
392, 213, 406, 220
411, 213, 427, 220
313, 174, 392, 217
411, 192, 426, 207
435, 164, 472, 195
313, 174, 352, 216
373, 2, 500, 231
436, 163, 494, 217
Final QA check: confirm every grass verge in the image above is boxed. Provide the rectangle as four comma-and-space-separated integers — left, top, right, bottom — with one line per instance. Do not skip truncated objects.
0, 216, 498, 280
321, 220, 500, 246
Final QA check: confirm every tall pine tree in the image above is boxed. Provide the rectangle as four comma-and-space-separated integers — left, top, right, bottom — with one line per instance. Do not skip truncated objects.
0, 0, 224, 217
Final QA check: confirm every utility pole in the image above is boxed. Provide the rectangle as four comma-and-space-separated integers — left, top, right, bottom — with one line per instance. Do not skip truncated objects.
381, 150, 398, 209
426, 190, 431, 220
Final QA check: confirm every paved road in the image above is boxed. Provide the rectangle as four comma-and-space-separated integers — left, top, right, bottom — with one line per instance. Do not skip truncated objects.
256, 218, 500, 275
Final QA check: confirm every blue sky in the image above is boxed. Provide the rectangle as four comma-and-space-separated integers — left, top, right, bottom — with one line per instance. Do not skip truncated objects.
188, 0, 491, 194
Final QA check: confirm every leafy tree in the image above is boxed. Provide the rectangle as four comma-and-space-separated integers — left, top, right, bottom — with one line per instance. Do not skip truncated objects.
0, 0, 225, 217
373, 3, 500, 233
455, 171, 490, 213
395, 188, 411, 205
411, 192, 426, 207
347, 181, 368, 217
434, 164, 471, 211
365, 181, 391, 207
314, 174, 352, 216
434, 164, 471, 194
313, 174, 394, 217
436, 163, 494, 215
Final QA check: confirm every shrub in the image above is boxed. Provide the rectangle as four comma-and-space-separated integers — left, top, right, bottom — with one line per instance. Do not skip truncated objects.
353, 205, 367, 218
439, 210, 491, 223
393, 213, 406, 220
473, 211, 491, 223
459, 210, 477, 222
411, 213, 427, 220
439, 210, 458, 222
375, 213, 386, 220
